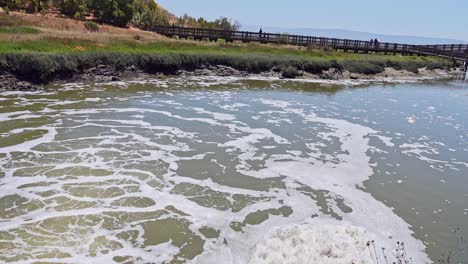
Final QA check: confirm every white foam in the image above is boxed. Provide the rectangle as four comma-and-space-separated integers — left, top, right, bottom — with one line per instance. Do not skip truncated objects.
85, 97, 102, 102
0, 81, 437, 264
400, 143, 446, 164
192, 107, 237, 121
407, 116, 416, 124
235, 99, 431, 264
375, 135, 395, 147
249, 220, 371, 264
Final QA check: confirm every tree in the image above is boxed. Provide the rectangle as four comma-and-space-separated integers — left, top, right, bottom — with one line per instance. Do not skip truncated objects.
131, 0, 169, 30
90, 0, 134, 27
176, 14, 241, 31
1, 0, 48, 13
215, 17, 240, 31
53, 0, 87, 19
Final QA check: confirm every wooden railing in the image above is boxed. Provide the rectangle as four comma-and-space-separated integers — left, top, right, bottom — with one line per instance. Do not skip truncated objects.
420, 44, 468, 53
152, 26, 468, 62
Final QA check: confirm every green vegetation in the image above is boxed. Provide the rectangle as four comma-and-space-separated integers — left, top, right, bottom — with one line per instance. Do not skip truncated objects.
131, 0, 170, 29
90, 0, 134, 27
0, 37, 451, 64
177, 14, 240, 31
0, 37, 453, 83
53, 0, 87, 19
1, 0, 166, 27
83, 21, 99, 32
0, 26, 40, 34
0, 0, 239, 30
0, 0, 48, 13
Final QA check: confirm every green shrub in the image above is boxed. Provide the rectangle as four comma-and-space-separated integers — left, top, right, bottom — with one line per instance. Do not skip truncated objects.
425, 60, 449, 70
303, 59, 336, 74
278, 34, 289, 44
4, 0, 48, 13
84, 21, 99, 32
340, 60, 386, 74
306, 44, 320, 51
90, 0, 134, 27
131, 0, 170, 30
52, 0, 87, 19
321, 46, 334, 53
0, 53, 78, 83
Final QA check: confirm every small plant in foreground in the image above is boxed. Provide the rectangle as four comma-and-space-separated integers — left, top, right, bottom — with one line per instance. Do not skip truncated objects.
367, 240, 413, 264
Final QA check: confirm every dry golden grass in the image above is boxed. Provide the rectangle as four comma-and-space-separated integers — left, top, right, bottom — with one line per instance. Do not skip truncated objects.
0, 11, 356, 54
0, 11, 165, 43
0, 12, 318, 50
0, 10, 454, 69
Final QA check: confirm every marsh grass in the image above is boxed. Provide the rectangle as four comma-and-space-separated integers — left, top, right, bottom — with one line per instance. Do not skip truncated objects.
0, 30, 453, 84
0, 50, 452, 83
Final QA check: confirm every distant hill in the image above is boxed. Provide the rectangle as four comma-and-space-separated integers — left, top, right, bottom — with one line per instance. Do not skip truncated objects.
241, 25, 468, 45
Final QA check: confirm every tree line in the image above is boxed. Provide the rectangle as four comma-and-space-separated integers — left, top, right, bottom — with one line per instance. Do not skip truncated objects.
0, 0, 240, 31
177, 14, 240, 31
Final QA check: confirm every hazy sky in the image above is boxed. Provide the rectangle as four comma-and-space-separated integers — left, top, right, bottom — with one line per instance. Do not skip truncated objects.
157, 0, 468, 41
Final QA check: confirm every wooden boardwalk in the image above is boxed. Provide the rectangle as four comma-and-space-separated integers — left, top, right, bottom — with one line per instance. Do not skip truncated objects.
152, 26, 468, 63
420, 44, 468, 54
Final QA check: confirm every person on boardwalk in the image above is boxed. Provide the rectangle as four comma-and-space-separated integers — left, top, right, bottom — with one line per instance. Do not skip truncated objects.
374, 38, 379, 48
370, 39, 374, 47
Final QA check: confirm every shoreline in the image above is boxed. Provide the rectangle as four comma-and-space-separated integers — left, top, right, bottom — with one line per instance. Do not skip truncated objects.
0, 63, 462, 91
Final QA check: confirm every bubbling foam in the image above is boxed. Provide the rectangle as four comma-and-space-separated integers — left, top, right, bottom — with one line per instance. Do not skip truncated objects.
0, 80, 433, 264
249, 220, 370, 264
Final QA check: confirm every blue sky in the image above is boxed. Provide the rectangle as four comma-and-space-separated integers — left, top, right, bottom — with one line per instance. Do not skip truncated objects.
157, 0, 468, 41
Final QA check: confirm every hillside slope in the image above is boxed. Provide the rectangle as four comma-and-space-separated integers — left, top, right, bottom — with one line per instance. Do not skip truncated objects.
0, 11, 164, 43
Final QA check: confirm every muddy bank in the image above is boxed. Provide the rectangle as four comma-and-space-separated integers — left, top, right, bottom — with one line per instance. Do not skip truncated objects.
0, 64, 462, 91
0, 51, 459, 91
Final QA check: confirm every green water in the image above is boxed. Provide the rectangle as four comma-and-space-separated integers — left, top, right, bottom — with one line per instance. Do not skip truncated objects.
0, 76, 467, 263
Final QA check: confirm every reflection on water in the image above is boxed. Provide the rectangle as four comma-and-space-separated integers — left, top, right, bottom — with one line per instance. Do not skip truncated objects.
0, 76, 467, 263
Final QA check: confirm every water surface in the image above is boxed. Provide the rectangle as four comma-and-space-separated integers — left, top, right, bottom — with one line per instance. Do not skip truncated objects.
0, 76, 467, 263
